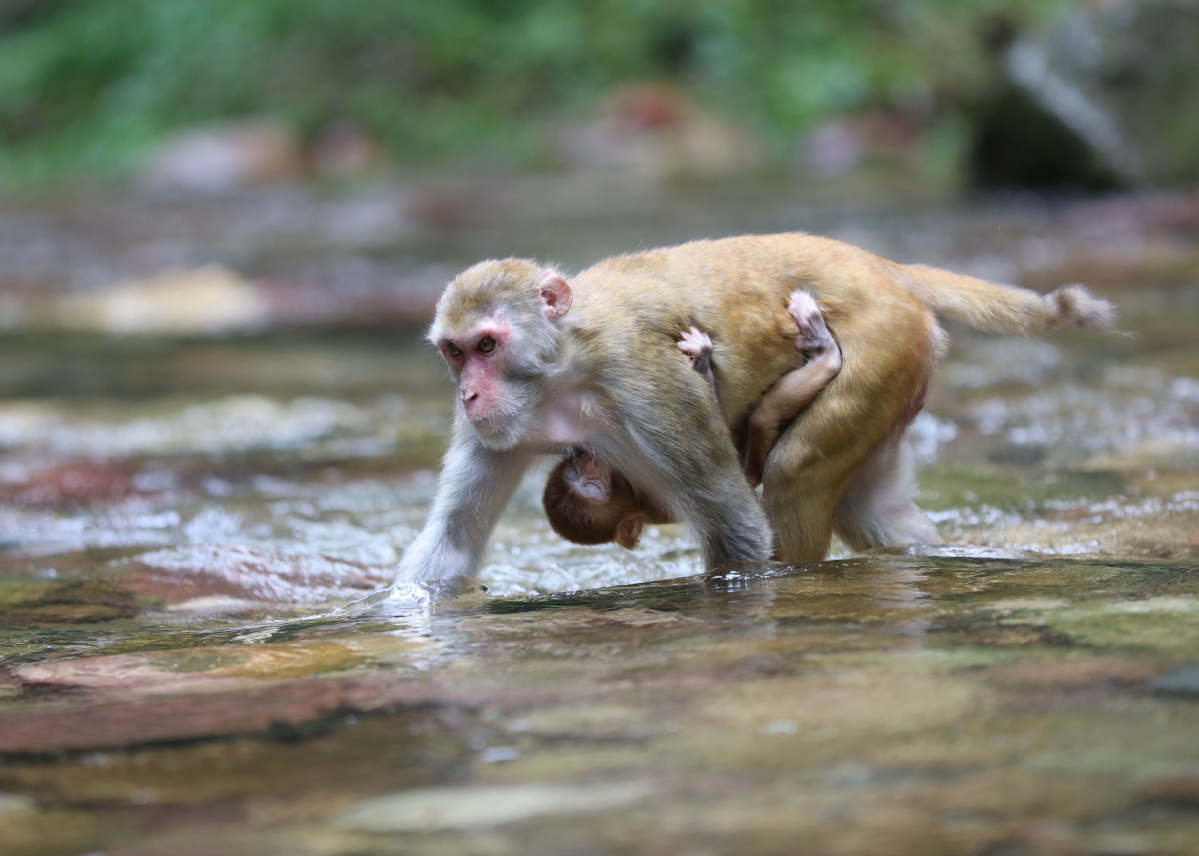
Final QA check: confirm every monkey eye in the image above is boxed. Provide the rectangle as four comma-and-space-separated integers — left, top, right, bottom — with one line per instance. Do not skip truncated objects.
477, 336, 496, 354
444, 343, 463, 359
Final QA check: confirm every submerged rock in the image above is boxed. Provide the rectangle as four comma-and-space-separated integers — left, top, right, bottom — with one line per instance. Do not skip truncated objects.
0, 579, 140, 625
336, 782, 654, 833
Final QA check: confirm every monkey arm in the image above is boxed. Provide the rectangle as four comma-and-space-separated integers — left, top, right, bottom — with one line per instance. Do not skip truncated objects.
609, 362, 773, 567
742, 345, 843, 487
394, 419, 534, 595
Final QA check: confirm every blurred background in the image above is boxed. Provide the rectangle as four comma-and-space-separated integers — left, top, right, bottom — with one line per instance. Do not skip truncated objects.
1, 0, 1197, 335
3, 0, 1199, 191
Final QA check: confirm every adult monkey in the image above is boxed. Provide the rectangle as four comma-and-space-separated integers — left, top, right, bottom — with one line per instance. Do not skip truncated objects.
395, 234, 1112, 595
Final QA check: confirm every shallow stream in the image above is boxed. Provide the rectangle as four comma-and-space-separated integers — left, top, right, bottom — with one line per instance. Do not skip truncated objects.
1, 181, 1197, 854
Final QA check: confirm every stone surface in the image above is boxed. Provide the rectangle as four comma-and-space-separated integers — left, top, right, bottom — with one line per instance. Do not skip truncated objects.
0, 187, 1197, 854
1149, 664, 1199, 698
336, 782, 655, 832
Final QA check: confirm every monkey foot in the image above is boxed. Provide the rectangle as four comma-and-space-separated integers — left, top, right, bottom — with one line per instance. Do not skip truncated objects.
677, 326, 713, 363
787, 290, 832, 354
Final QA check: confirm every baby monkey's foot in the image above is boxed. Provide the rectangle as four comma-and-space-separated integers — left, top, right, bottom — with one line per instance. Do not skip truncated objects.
787, 290, 834, 357
677, 326, 713, 366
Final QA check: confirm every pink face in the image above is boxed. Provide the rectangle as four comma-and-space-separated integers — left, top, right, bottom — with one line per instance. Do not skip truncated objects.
438, 317, 514, 423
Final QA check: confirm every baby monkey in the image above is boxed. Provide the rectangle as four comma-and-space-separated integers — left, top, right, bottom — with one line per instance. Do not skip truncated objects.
543, 289, 842, 549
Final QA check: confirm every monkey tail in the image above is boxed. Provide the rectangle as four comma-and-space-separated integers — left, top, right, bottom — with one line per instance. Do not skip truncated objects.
899, 263, 1115, 336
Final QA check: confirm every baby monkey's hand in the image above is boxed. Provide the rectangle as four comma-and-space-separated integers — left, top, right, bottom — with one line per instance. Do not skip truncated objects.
676, 326, 713, 366
787, 290, 836, 362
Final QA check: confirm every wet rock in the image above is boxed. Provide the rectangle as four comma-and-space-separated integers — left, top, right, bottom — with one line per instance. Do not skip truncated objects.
0, 460, 139, 507
978, 655, 1160, 690
12, 639, 380, 699
1049, 598, 1199, 655
0, 673, 436, 753
335, 781, 653, 833
0, 808, 99, 856
1147, 664, 1199, 698
15, 652, 257, 698
507, 704, 655, 742
0, 579, 140, 625
121, 545, 390, 605
52, 266, 270, 336
0, 793, 35, 814
163, 595, 274, 617
0, 395, 385, 459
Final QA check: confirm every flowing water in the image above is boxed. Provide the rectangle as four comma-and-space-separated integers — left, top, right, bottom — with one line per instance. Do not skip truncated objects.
1, 179, 1197, 854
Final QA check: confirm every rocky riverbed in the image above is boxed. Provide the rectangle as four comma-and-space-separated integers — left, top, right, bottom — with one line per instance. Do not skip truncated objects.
1, 178, 1197, 854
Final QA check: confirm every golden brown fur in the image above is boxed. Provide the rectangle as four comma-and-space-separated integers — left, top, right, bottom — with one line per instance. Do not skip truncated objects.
542, 458, 671, 547
544, 292, 842, 547
562, 234, 1110, 562
396, 232, 1114, 592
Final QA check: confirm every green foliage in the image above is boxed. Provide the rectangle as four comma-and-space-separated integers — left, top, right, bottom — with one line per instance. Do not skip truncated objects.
0, 0, 1070, 183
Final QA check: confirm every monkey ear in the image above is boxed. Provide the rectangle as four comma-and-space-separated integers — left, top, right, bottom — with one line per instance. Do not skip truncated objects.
615, 513, 645, 550
538, 271, 572, 320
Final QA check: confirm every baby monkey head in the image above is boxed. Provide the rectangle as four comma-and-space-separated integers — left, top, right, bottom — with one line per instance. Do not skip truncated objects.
429, 259, 571, 450
543, 451, 649, 550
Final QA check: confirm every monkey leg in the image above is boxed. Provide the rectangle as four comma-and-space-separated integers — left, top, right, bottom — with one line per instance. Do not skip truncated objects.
761, 289, 937, 563
760, 430, 861, 563
832, 432, 941, 550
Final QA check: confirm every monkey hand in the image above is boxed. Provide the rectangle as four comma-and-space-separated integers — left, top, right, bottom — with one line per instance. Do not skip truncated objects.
787, 290, 834, 358
393, 519, 491, 600
676, 326, 713, 365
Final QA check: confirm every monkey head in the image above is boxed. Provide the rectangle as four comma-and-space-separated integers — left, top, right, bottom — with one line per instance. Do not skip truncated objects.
543, 451, 649, 550
429, 259, 572, 450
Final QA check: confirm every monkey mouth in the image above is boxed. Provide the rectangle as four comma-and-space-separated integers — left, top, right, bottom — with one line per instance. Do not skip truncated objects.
467, 413, 522, 450
467, 410, 507, 430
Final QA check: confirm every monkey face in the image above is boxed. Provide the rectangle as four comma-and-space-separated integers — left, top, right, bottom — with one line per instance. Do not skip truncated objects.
429, 263, 573, 450
440, 319, 516, 417
435, 309, 555, 449
562, 452, 613, 503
